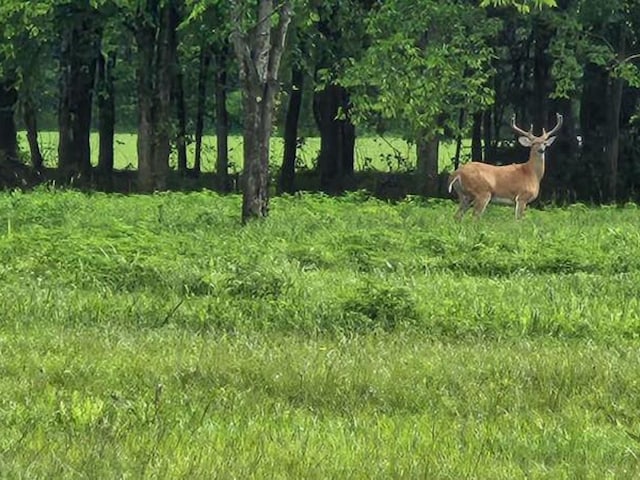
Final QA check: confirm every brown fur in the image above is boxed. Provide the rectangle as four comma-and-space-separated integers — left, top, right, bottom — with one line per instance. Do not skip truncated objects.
448, 115, 562, 220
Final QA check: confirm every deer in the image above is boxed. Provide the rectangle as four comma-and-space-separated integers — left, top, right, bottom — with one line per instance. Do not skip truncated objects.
447, 112, 563, 220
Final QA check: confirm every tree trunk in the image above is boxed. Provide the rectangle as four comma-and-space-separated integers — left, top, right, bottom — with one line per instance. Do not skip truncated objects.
135, 3, 176, 192
532, 17, 552, 135
97, 50, 116, 187
313, 84, 355, 193
416, 135, 439, 196
580, 62, 608, 201
57, 5, 101, 180
153, 4, 176, 186
606, 75, 624, 202
23, 93, 43, 172
471, 111, 483, 162
241, 84, 271, 220
483, 109, 493, 164
279, 66, 304, 193
214, 43, 230, 191
604, 31, 626, 203
174, 65, 188, 174
231, 0, 293, 222
453, 108, 464, 170
194, 45, 210, 176
0, 79, 19, 165
136, 25, 157, 192
543, 97, 578, 202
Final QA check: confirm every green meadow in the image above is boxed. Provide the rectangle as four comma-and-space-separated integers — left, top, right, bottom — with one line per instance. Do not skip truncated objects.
19, 132, 464, 172
1, 189, 640, 477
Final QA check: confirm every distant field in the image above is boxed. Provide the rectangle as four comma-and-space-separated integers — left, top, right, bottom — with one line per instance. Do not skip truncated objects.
1, 190, 640, 477
19, 131, 468, 173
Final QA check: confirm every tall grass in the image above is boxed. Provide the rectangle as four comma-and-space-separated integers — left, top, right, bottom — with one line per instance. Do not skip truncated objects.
1, 189, 639, 478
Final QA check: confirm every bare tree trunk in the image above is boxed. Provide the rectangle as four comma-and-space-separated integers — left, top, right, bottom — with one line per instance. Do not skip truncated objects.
314, 84, 355, 193
580, 63, 608, 201
230, 0, 292, 222
97, 50, 116, 187
136, 24, 157, 192
483, 110, 493, 164
604, 31, 626, 202
279, 66, 304, 193
532, 17, 552, 135
606, 75, 624, 202
135, 3, 176, 192
153, 4, 175, 185
194, 45, 210, 176
416, 134, 439, 196
241, 83, 271, 219
57, 4, 101, 180
543, 97, 578, 202
0, 79, 18, 164
215, 43, 230, 191
453, 108, 464, 170
174, 66, 188, 174
471, 111, 483, 162
22, 93, 43, 172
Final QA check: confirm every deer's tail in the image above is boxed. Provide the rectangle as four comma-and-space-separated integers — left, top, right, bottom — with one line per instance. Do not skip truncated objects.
448, 174, 461, 194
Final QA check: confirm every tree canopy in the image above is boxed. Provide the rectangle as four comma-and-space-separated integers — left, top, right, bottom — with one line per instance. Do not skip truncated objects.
0, 0, 639, 205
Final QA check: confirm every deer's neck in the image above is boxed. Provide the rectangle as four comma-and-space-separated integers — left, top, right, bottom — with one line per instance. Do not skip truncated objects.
527, 152, 545, 181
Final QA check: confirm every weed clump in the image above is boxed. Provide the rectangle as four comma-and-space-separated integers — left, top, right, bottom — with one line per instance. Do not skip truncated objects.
341, 281, 420, 332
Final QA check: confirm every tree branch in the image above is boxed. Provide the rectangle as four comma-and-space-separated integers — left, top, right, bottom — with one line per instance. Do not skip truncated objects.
229, 0, 259, 85
267, 0, 293, 82
253, 0, 273, 82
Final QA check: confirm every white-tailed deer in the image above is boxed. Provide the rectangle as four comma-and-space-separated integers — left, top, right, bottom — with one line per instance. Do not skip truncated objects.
448, 113, 563, 220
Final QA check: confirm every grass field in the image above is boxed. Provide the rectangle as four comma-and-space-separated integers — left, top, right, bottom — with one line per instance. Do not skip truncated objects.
1, 189, 640, 478
19, 131, 465, 173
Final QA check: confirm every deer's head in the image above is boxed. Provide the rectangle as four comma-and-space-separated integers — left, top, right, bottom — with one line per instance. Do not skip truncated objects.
511, 113, 563, 157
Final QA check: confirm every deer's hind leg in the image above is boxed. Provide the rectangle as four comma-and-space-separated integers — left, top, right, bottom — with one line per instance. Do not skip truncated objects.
454, 194, 473, 220
473, 192, 492, 218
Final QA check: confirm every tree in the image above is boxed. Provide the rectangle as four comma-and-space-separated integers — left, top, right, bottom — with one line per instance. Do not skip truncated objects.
96, 49, 116, 184
0, 73, 19, 166
550, 0, 640, 201
213, 39, 232, 190
184, 0, 233, 186
279, 61, 304, 193
56, 1, 102, 180
95, 3, 124, 189
131, 0, 179, 192
341, 0, 499, 196
311, 1, 370, 193
0, 0, 53, 181
230, 0, 293, 222
481, 0, 558, 11
193, 44, 210, 176
277, 4, 311, 194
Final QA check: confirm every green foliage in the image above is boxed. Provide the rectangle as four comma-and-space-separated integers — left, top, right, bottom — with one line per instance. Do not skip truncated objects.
0, 189, 639, 336
549, 0, 640, 98
0, 0, 52, 79
342, 281, 419, 332
341, 1, 500, 142
481, 0, 557, 13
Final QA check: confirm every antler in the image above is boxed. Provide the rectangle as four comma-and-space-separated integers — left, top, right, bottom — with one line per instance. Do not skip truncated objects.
543, 112, 563, 138
511, 114, 534, 139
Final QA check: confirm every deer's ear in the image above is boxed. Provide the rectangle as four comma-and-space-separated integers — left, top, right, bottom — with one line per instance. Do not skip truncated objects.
545, 136, 557, 146
518, 136, 532, 147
